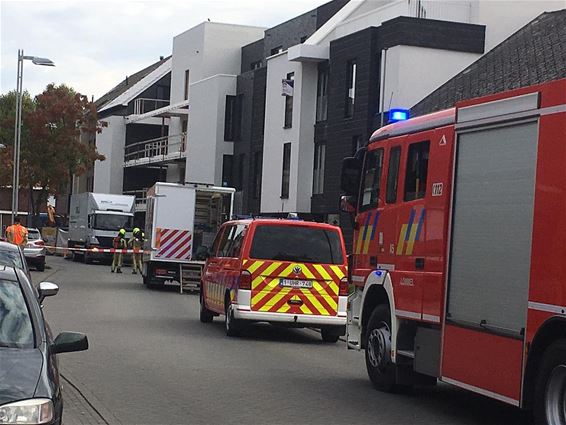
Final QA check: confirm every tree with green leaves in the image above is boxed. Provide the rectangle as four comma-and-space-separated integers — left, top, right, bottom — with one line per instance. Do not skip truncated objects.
0, 84, 105, 217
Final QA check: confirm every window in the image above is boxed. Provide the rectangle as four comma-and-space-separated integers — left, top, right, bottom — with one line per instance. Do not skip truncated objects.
316, 68, 328, 122
345, 60, 357, 118
253, 151, 262, 199
284, 72, 294, 128
224, 95, 237, 141
222, 155, 233, 187
0, 279, 34, 348
359, 149, 384, 211
218, 224, 247, 258
352, 135, 362, 155
404, 141, 430, 201
184, 70, 190, 100
250, 225, 344, 264
251, 60, 262, 70
236, 154, 245, 191
271, 46, 283, 55
312, 143, 326, 195
386, 146, 401, 204
281, 143, 291, 199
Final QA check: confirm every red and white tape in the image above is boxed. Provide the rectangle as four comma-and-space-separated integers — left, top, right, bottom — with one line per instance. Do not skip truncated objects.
45, 245, 149, 254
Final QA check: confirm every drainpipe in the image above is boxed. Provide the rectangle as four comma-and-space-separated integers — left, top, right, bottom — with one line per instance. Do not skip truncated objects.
380, 48, 388, 128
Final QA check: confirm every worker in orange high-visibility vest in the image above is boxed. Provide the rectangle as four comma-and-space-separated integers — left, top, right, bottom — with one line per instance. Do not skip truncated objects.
6, 217, 28, 248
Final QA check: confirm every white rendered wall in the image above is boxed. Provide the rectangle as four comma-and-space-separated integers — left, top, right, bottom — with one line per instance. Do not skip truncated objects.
261, 53, 317, 214
93, 115, 125, 194
382, 45, 480, 111
185, 74, 236, 186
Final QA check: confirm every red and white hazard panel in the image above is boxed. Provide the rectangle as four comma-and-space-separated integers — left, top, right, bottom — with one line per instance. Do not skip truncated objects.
155, 228, 192, 260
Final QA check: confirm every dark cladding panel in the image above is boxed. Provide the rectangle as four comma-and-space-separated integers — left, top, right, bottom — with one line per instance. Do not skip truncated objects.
241, 38, 265, 74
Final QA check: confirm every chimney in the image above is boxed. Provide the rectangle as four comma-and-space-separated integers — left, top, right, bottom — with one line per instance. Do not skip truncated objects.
160, 56, 164, 60
125, 76, 129, 85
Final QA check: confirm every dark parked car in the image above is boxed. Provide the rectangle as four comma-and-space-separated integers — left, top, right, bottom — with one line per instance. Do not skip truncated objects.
0, 266, 88, 425
0, 241, 30, 280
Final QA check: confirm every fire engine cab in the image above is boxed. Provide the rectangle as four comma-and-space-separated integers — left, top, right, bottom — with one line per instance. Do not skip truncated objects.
341, 78, 565, 425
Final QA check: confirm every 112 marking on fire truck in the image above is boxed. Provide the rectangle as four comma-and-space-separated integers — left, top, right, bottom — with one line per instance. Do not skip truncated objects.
340, 78, 566, 425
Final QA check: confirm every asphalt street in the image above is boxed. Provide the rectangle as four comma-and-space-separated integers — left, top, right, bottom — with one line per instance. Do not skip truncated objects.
37, 256, 532, 425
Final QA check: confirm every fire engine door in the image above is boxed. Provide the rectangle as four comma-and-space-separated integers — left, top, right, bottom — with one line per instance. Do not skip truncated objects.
442, 120, 538, 403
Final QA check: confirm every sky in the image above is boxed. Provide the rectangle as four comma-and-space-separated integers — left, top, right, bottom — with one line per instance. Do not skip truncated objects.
0, 0, 325, 100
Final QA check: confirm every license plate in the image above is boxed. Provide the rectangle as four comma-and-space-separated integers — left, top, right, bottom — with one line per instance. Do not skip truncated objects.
279, 279, 313, 288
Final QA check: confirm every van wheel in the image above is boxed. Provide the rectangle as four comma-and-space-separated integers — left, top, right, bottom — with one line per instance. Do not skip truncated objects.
200, 291, 214, 323
321, 329, 340, 343
224, 296, 241, 337
534, 339, 566, 425
365, 304, 402, 392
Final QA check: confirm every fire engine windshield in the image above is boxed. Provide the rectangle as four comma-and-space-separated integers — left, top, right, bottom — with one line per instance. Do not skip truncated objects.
93, 214, 133, 231
250, 225, 344, 265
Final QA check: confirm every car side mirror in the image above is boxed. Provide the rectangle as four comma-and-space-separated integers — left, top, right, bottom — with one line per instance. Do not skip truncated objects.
51, 332, 89, 354
38, 281, 59, 304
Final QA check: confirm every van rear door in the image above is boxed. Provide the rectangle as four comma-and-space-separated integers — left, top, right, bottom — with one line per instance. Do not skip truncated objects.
244, 224, 346, 316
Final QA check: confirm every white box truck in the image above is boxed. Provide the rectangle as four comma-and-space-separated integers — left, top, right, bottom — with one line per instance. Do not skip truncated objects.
68, 193, 135, 263
143, 182, 235, 290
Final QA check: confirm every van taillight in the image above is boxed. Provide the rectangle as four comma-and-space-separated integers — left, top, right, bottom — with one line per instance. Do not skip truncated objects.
239, 270, 252, 290
339, 277, 349, 296
35, 240, 45, 246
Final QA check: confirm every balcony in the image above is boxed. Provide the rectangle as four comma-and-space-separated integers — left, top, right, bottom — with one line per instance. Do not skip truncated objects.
124, 133, 186, 168
123, 189, 148, 212
133, 98, 169, 115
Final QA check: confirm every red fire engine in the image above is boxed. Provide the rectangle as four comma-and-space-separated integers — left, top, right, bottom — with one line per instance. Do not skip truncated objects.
341, 78, 565, 425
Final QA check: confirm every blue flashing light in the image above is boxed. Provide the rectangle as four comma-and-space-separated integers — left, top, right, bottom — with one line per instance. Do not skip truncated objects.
375, 270, 383, 277
389, 109, 410, 123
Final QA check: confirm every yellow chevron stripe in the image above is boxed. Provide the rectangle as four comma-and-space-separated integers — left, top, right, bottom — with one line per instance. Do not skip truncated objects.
355, 229, 364, 255
396, 224, 408, 255
258, 286, 292, 311
300, 304, 311, 314
304, 291, 329, 314
363, 225, 373, 254
405, 223, 419, 255
245, 260, 264, 274
251, 278, 279, 305
313, 264, 332, 281
329, 265, 345, 280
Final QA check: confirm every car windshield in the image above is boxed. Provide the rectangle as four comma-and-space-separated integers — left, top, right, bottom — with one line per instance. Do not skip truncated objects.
0, 249, 24, 270
0, 278, 34, 348
250, 225, 344, 265
94, 214, 133, 231
27, 230, 41, 240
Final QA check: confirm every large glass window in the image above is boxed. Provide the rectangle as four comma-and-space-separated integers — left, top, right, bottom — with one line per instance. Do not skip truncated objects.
253, 152, 262, 199
217, 224, 247, 258
224, 95, 242, 141
316, 68, 328, 122
184, 69, 190, 100
359, 149, 384, 211
345, 60, 357, 118
386, 146, 401, 204
284, 72, 294, 128
312, 143, 326, 195
404, 141, 430, 201
281, 143, 291, 199
250, 225, 344, 265
0, 279, 34, 348
222, 155, 233, 187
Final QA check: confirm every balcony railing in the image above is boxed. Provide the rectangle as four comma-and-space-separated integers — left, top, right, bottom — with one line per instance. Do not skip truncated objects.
133, 98, 170, 115
123, 189, 148, 211
124, 133, 187, 167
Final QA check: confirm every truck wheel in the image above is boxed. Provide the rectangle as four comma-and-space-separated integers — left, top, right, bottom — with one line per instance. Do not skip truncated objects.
365, 304, 399, 392
534, 339, 566, 425
321, 329, 340, 343
200, 291, 214, 323
72, 251, 80, 262
224, 296, 241, 337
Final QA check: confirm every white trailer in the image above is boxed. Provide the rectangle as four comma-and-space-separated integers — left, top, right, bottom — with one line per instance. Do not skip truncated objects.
143, 182, 234, 291
68, 193, 135, 263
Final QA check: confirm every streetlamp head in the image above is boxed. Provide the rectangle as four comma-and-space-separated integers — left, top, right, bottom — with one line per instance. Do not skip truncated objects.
31, 56, 55, 66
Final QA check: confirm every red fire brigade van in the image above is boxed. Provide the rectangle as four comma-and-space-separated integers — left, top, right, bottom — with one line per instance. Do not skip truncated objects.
341, 78, 565, 424
200, 218, 348, 342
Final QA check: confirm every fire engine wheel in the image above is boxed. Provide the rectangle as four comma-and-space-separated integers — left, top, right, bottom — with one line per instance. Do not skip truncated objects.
199, 291, 214, 323
365, 304, 397, 392
224, 297, 241, 337
535, 339, 566, 425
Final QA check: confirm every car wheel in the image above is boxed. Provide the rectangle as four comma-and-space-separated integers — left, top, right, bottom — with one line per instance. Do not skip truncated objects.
321, 329, 340, 343
365, 304, 404, 392
199, 290, 214, 323
84, 251, 92, 264
36, 261, 45, 272
534, 339, 566, 425
72, 251, 81, 262
224, 295, 241, 337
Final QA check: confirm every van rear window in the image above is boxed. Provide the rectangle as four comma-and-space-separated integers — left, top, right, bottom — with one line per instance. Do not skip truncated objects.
250, 225, 343, 265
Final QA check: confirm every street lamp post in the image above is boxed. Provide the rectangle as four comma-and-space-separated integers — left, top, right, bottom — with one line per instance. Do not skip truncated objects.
11, 49, 54, 225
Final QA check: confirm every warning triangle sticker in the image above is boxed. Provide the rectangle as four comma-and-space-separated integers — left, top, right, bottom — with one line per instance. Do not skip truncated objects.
439, 135, 447, 146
